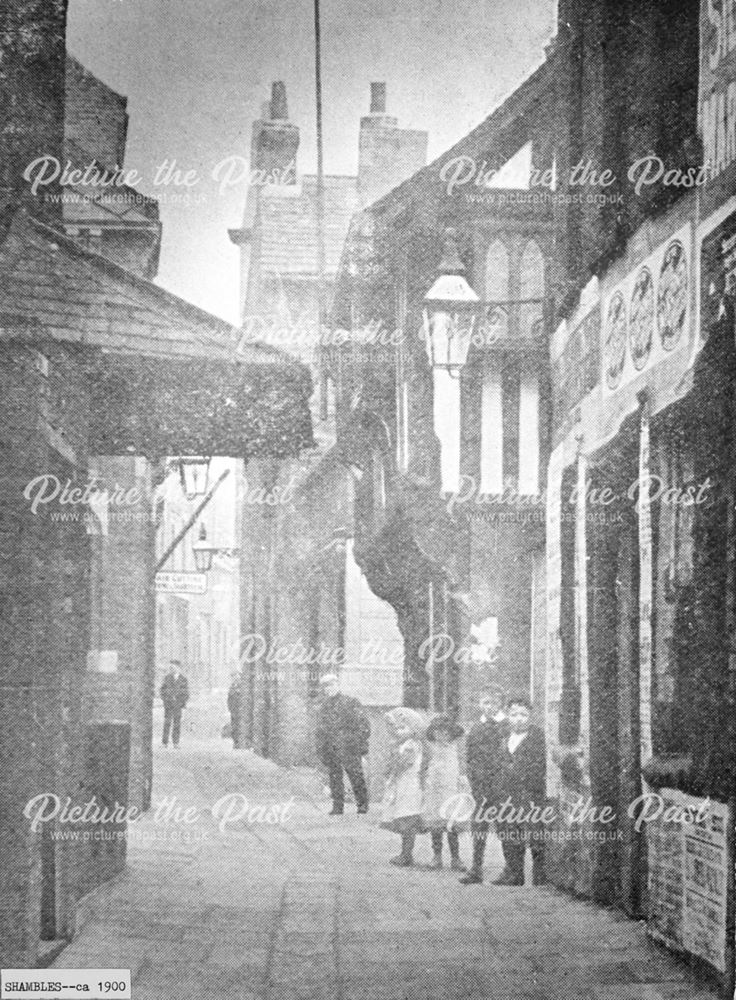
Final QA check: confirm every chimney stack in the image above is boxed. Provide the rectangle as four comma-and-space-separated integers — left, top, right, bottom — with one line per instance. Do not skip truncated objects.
270, 81, 288, 121
370, 82, 387, 115
250, 81, 299, 185
357, 83, 428, 208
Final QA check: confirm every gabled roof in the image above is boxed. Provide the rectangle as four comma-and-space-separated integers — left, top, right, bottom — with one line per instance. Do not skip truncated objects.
0, 208, 282, 363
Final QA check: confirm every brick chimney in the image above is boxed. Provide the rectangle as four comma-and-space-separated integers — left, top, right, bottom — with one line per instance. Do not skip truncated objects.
357, 82, 428, 208
0, 0, 68, 219
250, 82, 299, 184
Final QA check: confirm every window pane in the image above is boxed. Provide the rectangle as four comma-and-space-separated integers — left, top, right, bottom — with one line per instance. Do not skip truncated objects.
519, 239, 545, 338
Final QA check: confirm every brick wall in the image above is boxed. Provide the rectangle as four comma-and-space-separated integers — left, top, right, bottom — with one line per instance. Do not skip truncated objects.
0, 342, 91, 967
65, 55, 128, 170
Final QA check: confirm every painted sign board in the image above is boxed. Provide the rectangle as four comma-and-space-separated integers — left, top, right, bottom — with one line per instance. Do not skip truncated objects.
155, 571, 207, 595
699, 0, 736, 216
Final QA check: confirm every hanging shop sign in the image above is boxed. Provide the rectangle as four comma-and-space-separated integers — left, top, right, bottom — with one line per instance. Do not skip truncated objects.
699, 0, 736, 216
647, 789, 730, 974
602, 225, 692, 396
155, 571, 207, 595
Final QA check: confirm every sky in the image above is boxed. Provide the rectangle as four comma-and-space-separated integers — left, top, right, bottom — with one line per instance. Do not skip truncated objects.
67, 0, 556, 324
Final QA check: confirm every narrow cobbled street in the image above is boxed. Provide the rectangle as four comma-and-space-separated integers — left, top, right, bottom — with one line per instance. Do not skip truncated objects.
52, 728, 719, 1000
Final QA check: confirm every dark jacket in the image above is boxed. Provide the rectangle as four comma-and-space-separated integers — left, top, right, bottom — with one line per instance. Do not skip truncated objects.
496, 725, 546, 811
161, 673, 189, 711
227, 680, 241, 718
316, 693, 370, 761
466, 718, 505, 804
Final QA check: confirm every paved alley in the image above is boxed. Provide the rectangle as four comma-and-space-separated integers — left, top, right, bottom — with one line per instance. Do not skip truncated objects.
53, 736, 720, 1000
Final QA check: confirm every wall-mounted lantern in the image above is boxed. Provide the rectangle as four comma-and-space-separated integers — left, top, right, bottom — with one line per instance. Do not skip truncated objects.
422, 228, 479, 378
179, 457, 211, 499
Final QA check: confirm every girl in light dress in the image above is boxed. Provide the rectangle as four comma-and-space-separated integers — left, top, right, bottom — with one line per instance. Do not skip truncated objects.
421, 715, 468, 872
380, 707, 426, 867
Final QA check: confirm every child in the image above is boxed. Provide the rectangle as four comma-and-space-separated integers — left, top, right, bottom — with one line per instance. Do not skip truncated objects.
380, 707, 426, 867
422, 715, 467, 872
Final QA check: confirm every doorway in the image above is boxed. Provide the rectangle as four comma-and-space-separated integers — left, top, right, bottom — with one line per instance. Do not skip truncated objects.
587, 449, 645, 916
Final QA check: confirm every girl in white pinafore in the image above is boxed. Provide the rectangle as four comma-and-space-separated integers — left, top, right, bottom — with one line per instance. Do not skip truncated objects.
380, 707, 426, 867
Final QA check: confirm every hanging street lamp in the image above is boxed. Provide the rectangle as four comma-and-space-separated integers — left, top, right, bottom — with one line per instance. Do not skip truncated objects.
192, 523, 217, 573
422, 228, 480, 378
178, 456, 211, 499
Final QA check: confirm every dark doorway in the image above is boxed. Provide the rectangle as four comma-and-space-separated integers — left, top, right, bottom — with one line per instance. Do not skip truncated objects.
587, 447, 645, 916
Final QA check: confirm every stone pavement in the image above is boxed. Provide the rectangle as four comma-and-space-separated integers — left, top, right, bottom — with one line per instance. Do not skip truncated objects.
54, 735, 720, 1000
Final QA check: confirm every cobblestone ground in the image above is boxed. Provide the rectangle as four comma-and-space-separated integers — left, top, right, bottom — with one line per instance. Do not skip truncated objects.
54, 733, 720, 1000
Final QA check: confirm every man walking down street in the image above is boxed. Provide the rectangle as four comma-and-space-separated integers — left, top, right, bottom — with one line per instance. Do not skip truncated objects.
460, 685, 506, 885
316, 673, 370, 815
161, 660, 190, 749
494, 695, 546, 886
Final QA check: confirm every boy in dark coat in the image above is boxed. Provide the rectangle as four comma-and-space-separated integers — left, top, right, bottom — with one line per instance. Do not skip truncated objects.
494, 694, 546, 886
315, 673, 370, 814
460, 685, 506, 885
161, 660, 189, 748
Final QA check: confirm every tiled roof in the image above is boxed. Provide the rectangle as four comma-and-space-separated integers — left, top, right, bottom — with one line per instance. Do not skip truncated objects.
0, 208, 314, 459
254, 175, 360, 277
0, 209, 292, 366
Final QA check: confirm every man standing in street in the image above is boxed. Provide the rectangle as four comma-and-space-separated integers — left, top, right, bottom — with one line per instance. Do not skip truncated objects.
460, 685, 507, 885
315, 673, 370, 815
161, 660, 189, 749
494, 694, 546, 886
227, 670, 243, 748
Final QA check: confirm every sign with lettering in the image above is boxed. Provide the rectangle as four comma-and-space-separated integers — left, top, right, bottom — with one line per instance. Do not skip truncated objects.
155, 571, 207, 595
699, 0, 736, 214
647, 789, 730, 973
